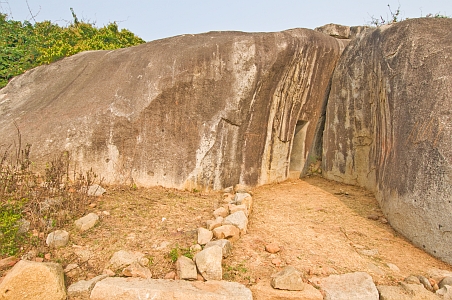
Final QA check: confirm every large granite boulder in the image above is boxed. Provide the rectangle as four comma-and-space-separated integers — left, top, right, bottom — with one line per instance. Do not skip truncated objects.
0, 29, 345, 189
323, 18, 452, 263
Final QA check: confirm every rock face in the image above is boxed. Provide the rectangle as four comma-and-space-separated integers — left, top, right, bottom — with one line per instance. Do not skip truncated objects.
0, 260, 66, 300
0, 29, 345, 190
323, 18, 452, 263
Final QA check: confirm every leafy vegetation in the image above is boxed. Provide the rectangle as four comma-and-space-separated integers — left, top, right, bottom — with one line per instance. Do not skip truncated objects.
0, 9, 145, 88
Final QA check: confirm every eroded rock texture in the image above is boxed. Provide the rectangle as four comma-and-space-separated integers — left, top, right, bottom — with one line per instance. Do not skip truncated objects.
323, 18, 452, 263
0, 29, 344, 189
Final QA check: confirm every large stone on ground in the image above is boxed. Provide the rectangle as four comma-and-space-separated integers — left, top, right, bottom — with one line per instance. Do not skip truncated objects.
108, 250, 148, 270
212, 225, 240, 242
194, 245, 223, 281
204, 239, 232, 258
197, 227, 213, 245
320, 272, 378, 300
46, 230, 69, 248
378, 282, 441, 300
223, 211, 248, 235
251, 279, 323, 300
271, 266, 305, 291
0, 260, 66, 300
0, 29, 345, 190
176, 256, 197, 281
74, 213, 99, 231
90, 277, 252, 300
323, 18, 452, 264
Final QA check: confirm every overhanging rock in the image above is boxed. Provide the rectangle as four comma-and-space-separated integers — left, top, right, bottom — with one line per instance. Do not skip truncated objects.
323, 18, 452, 264
0, 29, 345, 189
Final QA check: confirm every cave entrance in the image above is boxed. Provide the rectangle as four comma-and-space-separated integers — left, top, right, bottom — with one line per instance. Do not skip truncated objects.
289, 120, 308, 178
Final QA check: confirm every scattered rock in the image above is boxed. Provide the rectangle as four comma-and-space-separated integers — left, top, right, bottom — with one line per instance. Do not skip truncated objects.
229, 204, 248, 216
404, 275, 421, 284
386, 263, 400, 272
204, 239, 232, 258
67, 274, 108, 299
165, 271, 176, 279
108, 250, 147, 270
176, 256, 198, 281
233, 193, 253, 212
74, 212, 99, 231
197, 227, 213, 245
223, 211, 248, 235
64, 263, 78, 273
366, 262, 384, 276
418, 275, 434, 292
380, 282, 444, 299
271, 258, 282, 267
0, 257, 18, 271
86, 184, 106, 196
194, 245, 223, 281
90, 277, 253, 300
0, 260, 66, 300
213, 207, 229, 218
206, 217, 223, 230
439, 277, 452, 289
436, 284, 452, 299
271, 266, 305, 291
45, 230, 69, 248
212, 225, 240, 242
252, 279, 323, 300
265, 243, 281, 254
320, 272, 379, 300
428, 269, 452, 283
122, 262, 152, 279
16, 218, 30, 234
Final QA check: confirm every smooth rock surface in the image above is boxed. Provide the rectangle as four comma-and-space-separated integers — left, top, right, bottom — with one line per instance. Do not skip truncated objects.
212, 225, 240, 242
204, 239, 232, 258
45, 230, 69, 248
194, 246, 223, 281
108, 250, 147, 270
74, 213, 99, 231
323, 18, 452, 264
0, 29, 345, 190
0, 260, 66, 300
320, 272, 378, 300
271, 266, 305, 291
90, 277, 253, 300
197, 227, 213, 245
223, 211, 248, 235
122, 262, 152, 279
176, 256, 198, 281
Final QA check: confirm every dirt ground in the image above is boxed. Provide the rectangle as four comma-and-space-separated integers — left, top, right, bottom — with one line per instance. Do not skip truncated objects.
2, 175, 451, 295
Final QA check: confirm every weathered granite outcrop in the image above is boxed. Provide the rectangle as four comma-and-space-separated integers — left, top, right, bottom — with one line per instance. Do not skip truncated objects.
0, 29, 345, 190
323, 18, 452, 263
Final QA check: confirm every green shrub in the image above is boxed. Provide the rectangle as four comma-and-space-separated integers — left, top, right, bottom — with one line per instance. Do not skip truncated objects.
0, 9, 145, 88
0, 200, 25, 256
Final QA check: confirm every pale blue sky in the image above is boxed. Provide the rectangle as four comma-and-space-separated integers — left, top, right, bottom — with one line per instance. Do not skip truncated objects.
2, 0, 452, 41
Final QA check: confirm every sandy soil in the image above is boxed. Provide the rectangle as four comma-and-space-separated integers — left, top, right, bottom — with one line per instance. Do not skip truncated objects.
2, 175, 451, 298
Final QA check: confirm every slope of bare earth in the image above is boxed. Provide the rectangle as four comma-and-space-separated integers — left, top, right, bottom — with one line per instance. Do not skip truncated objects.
2, 176, 450, 298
